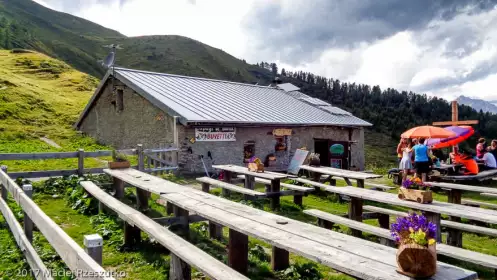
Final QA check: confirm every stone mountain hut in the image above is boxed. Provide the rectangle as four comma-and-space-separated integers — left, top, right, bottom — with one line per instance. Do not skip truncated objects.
75, 67, 372, 173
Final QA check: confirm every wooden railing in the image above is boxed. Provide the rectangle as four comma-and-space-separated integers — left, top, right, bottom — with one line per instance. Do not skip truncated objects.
0, 144, 179, 179
0, 168, 114, 279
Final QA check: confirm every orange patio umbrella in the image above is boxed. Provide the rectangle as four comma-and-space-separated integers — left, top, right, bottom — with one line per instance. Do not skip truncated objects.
401, 125, 456, 139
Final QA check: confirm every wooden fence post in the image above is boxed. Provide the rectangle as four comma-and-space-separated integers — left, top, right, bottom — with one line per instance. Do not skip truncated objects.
1, 166, 8, 200
77, 149, 84, 177
84, 234, 103, 265
137, 144, 145, 171
22, 184, 34, 243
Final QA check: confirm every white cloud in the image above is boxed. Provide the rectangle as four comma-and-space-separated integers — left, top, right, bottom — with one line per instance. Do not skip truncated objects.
32, 0, 497, 102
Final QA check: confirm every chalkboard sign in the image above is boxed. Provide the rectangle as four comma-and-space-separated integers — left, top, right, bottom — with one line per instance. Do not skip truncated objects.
287, 149, 310, 174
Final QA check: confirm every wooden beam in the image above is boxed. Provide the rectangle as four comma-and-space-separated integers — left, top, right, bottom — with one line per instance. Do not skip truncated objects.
0, 197, 53, 280
432, 120, 479, 126
228, 228, 248, 274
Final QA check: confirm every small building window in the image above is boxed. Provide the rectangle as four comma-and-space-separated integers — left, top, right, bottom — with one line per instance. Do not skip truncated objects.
116, 89, 124, 112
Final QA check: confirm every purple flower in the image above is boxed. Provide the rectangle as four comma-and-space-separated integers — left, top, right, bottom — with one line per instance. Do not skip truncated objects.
390, 212, 437, 245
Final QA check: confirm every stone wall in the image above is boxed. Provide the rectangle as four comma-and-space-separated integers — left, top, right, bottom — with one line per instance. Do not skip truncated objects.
178, 126, 365, 174
78, 82, 176, 149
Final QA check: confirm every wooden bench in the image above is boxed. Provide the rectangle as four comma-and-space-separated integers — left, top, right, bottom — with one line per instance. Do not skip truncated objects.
304, 208, 497, 277
237, 175, 314, 205
81, 181, 248, 280
326, 176, 394, 191
462, 199, 497, 210
197, 177, 267, 199
363, 205, 497, 237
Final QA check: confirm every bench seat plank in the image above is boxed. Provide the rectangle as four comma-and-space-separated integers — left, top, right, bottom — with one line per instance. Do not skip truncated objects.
212, 165, 289, 180
197, 177, 266, 197
363, 206, 497, 237
81, 181, 249, 280
426, 181, 497, 195
299, 165, 382, 180
104, 168, 188, 195
295, 178, 497, 225
237, 175, 314, 193
304, 208, 497, 271
333, 177, 394, 190
481, 193, 497, 198
462, 199, 497, 209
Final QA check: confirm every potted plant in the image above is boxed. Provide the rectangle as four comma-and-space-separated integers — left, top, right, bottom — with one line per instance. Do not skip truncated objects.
398, 177, 433, 204
108, 150, 131, 169
247, 156, 264, 172
391, 212, 437, 278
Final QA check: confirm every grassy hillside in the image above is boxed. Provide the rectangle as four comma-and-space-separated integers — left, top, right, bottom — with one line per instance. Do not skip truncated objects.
0, 49, 108, 171
0, 0, 266, 83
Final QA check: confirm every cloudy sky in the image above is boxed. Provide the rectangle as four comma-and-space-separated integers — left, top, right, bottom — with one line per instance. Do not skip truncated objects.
33, 0, 497, 101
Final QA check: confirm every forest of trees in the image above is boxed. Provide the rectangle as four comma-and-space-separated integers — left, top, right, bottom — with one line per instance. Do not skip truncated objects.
256, 62, 497, 150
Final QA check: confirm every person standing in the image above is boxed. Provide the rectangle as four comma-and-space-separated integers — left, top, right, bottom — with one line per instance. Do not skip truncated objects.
399, 141, 413, 183
397, 138, 407, 163
413, 138, 430, 182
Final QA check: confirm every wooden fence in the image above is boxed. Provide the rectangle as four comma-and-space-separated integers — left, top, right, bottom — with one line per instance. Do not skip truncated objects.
0, 144, 179, 179
0, 167, 114, 279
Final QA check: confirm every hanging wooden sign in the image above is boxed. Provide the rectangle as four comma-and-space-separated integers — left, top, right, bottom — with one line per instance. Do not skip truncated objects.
273, 128, 292, 136
195, 127, 236, 141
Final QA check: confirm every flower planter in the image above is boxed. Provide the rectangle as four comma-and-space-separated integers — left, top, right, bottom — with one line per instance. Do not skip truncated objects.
248, 162, 264, 173
398, 188, 433, 204
396, 243, 437, 278
108, 161, 131, 169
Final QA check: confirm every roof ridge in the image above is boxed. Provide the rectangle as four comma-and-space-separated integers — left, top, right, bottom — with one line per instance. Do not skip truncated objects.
113, 67, 283, 90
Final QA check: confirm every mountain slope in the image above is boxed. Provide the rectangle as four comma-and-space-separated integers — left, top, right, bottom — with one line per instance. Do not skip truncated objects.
456, 95, 497, 114
0, 0, 266, 83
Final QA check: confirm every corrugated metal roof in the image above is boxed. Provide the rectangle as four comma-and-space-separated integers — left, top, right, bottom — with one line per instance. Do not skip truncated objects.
299, 97, 331, 106
76, 68, 371, 127
277, 83, 300, 92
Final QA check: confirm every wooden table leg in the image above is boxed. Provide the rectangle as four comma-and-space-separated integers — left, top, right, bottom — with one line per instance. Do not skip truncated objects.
348, 197, 363, 237
317, 218, 334, 229
209, 222, 223, 240
228, 228, 248, 274
124, 223, 141, 247
293, 194, 303, 206
447, 189, 463, 247
244, 175, 255, 201
329, 178, 336, 186
312, 172, 321, 191
113, 177, 124, 200
271, 246, 289, 271
356, 179, 365, 188
136, 188, 149, 211
170, 253, 191, 280
174, 205, 190, 240
424, 211, 442, 243
270, 179, 281, 210
378, 214, 390, 229
223, 171, 232, 196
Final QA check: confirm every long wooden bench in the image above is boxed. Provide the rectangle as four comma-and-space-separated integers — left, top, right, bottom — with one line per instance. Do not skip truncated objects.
81, 181, 248, 280
304, 209, 497, 276
330, 177, 394, 191
481, 193, 497, 198
363, 205, 497, 238
197, 177, 266, 198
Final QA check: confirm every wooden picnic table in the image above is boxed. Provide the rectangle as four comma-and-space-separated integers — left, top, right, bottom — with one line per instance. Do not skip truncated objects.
299, 165, 382, 188
212, 164, 290, 209
104, 168, 477, 279
297, 178, 497, 242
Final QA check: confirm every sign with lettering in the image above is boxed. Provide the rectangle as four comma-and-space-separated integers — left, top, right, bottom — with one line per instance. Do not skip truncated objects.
195, 128, 236, 141
273, 128, 292, 136
287, 149, 309, 174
